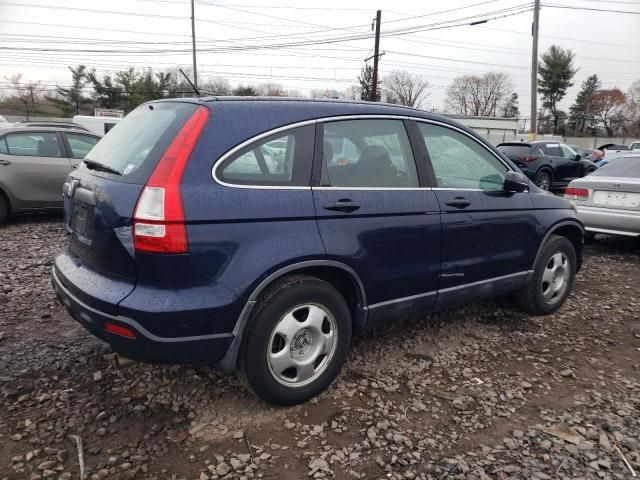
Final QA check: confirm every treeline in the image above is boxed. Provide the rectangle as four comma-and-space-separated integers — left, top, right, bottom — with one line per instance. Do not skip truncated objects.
0, 65, 302, 118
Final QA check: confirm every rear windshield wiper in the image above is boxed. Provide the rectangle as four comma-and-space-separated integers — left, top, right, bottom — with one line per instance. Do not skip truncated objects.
82, 159, 122, 176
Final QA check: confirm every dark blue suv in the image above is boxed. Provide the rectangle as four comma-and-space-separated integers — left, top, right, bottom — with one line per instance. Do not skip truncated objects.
52, 98, 583, 405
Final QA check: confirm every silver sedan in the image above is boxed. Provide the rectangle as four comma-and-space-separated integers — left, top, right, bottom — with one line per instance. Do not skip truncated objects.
564, 155, 640, 237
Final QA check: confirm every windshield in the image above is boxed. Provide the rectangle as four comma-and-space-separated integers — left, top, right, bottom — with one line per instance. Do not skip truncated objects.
593, 156, 640, 178
83, 102, 199, 183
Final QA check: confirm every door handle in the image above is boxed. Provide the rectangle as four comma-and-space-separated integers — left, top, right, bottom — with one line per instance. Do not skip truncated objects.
445, 197, 471, 208
323, 199, 361, 213
0, 159, 11, 166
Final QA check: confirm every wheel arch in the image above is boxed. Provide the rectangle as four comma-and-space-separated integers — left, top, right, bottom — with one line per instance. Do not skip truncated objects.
0, 185, 12, 219
217, 260, 368, 372
536, 221, 584, 272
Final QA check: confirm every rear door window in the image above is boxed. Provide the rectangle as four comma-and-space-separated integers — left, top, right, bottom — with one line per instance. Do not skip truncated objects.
82, 102, 199, 184
4, 132, 64, 158
542, 144, 562, 157
217, 125, 314, 187
66, 133, 99, 159
320, 119, 419, 188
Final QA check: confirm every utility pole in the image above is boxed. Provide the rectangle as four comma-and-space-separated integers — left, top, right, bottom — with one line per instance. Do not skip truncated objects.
191, 0, 198, 90
371, 10, 381, 102
530, 0, 540, 138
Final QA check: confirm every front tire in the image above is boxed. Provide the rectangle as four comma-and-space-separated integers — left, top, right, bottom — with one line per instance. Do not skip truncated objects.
515, 235, 576, 315
238, 275, 352, 405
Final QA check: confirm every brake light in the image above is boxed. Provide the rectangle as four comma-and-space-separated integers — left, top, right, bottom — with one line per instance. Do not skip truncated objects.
104, 322, 136, 339
564, 187, 589, 200
517, 155, 537, 162
133, 106, 209, 254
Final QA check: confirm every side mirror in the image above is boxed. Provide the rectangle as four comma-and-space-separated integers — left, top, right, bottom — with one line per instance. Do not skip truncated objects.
504, 171, 529, 192
575, 154, 581, 161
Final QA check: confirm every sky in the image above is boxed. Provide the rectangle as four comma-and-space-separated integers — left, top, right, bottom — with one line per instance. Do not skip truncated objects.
1, 0, 639, 119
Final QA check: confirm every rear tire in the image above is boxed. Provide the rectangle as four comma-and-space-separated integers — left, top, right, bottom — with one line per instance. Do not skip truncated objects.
515, 235, 576, 315
534, 170, 552, 190
238, 275, 352, 405
0, 196, 8, 225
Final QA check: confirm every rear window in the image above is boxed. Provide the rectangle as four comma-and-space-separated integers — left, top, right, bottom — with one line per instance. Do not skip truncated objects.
593, 157, 640, 178
82, 102, 198, 184
498, 144, 531, 156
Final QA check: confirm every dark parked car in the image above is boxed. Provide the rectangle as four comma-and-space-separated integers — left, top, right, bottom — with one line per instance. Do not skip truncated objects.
0, 126, 101, 223
497, 141, 598, 190
597, 143, 629, 151
570, 145, 602, 162
52, 98, 583, 405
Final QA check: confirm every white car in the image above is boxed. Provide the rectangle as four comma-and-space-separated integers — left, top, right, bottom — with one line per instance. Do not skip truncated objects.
565, 155, 640, 238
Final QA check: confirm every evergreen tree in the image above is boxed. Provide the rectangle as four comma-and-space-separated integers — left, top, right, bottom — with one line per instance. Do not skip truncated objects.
46, 65, 92, 115
358, 64, 380, 102
538, 46, 577, 134
568, 74, 601, 135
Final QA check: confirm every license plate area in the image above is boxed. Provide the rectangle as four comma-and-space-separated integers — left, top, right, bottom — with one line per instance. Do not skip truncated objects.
593, 190, 640, 208
71, 201, 94, 245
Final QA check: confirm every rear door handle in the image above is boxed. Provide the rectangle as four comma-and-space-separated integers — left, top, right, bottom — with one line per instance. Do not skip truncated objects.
323, 199, 361, 213
0, 159, 11, 166
445, 197, 471, 208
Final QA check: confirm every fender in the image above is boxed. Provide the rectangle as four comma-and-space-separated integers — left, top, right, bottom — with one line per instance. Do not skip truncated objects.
216, 259, 367, 372
534, 219, 584, 270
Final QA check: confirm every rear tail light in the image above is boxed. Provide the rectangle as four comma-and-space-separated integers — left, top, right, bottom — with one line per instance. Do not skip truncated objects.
133, 105, 209, 254
564, 187, 589, 200
517, 155, 537, 162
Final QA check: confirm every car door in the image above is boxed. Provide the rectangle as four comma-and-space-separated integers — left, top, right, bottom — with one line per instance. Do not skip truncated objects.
62, 132, 100, 167
558, 144, 582, 180
0, 131, 72, 209
539, 143, 569, 184
413, 120, 537, 309
312, 117, 441, 325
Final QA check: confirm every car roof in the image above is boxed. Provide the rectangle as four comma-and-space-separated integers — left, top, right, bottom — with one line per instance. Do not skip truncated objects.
19, 121, 89, 130
151, 96, 462, 126
0, 125, 100, 136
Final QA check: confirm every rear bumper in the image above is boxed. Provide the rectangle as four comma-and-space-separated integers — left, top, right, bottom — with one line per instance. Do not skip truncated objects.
52, 267, 235, 364
576, 205, 640, 237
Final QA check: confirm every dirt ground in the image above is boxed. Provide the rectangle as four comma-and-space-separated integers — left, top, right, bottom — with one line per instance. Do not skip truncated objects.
1, 213, 638, 480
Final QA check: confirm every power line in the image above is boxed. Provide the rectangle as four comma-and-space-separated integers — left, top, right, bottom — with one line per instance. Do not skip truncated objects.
542, 2, 640, 14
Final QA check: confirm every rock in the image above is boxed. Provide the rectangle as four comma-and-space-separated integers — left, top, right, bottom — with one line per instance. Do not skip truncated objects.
366, 427, 377, 442
93, 371, 103, 381
230, 458, 243, 471
233, 430, 244, 439
599, 433, 612, 451
216, 462, 231, 476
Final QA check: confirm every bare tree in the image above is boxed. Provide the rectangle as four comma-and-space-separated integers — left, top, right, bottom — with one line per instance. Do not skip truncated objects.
445, 72, 513, 117
201, 77, 232, 96
256, 82, 286, 96
4, 74, 42, 120
383, 70, 430, 108
625, 80, 640, 136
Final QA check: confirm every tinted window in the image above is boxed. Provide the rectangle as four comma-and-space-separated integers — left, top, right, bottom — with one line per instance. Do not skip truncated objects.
0, 138, 7, 154
321, 119, 418, 188
539, 144, 562, 157
593, 157, 640, 178
83, 102, 198, 182
66, 134, 99, 159
418, 123, 507, 190
497, 144, 531, 157
4, 132, 63, 158
217, 125, 314, 186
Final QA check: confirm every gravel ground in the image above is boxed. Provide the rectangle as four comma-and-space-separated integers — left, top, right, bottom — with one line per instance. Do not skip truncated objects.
1, 213, 639, 480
